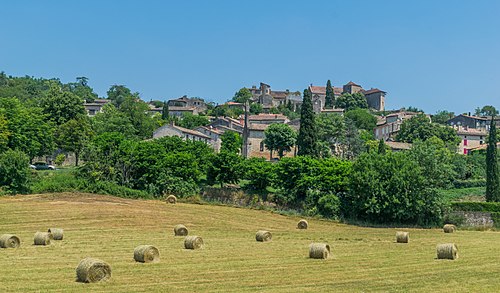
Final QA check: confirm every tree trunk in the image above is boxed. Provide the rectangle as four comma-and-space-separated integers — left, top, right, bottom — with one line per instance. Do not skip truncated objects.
75, 152, 79, 166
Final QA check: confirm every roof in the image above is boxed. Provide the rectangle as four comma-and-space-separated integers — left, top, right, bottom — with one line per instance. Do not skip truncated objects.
248, 124, 269, 131
345, 81, 361, 87
455, 128, 488, 136
270, 91, 288, 99
169, 96, 190, 102
362, 88, 386, 95
452, 114, 488, 121
385, 141, 412, 150
248, 114, 287, 121
196, 126, 223, 135
309, 85, 343, 95
320, 108, 344, 113
386, 111, 420, 117
168, 106, 196, 111
172, 125, 211, 139
468, 142, 500, 152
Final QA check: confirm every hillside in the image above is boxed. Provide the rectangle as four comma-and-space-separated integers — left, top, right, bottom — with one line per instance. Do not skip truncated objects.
0, 193, 499, 292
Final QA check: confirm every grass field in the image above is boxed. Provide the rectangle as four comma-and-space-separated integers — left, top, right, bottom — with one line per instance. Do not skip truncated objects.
0, 193, 499, 292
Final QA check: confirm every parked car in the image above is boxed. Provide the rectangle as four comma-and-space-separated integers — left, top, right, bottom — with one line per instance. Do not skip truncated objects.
29, 162, 56, 170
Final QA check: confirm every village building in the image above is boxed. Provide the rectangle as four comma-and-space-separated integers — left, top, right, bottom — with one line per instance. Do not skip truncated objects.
84, 98, 111, 116
374, 111, 422, 140
167, 95, 207, 114
152, 123, 211, 144
454, 127, 488, 155
447, 114, 488, 130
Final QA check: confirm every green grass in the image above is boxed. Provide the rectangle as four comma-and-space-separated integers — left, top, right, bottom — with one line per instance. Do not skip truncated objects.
0, 193, 499, 292
438, 187, 486, 202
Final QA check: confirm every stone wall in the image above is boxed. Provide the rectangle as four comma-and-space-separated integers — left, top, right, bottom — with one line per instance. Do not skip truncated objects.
450, 211, 494, 227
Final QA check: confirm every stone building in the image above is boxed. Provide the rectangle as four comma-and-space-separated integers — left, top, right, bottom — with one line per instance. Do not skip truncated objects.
167, 95, 207, 113
84, 99, 111, 116
153, 123, 211, 144
374, 111, 422, 140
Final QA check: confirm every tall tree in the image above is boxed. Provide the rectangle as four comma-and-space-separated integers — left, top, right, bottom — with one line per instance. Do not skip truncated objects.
107, 85, 133, 108
334, 92, 368, 111
56, 117, 93, 166
263, 123, 297, 159
297, 88, 319, 157
161, 101, 169, 120
486, 117, 500, 202
40, 83, 85, 125
476, 105, 498, 117
325, 80, 334, 109
221, 131, 242, 154
232, 88, 253, 103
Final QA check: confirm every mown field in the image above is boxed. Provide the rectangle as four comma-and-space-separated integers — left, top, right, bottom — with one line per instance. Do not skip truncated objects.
0, 193, 499, 292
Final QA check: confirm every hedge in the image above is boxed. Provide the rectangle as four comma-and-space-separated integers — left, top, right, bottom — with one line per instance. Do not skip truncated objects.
451, 202, 500, 213
452, 179, 486, 188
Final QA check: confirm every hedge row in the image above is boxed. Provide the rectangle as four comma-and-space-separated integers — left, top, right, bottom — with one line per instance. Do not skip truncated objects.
452, 179, 486, 188
451, 201, 500, 213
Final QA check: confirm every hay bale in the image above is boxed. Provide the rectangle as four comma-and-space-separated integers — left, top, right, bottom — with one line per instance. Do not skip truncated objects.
166, 195, 177, 204
34, 232, 52, 246
255, 230, 272, 242
48, 228, 64, 240
297, 219, 308, 229
443, 224, 456, 233
174, 224, 188, 236
0, 234, 21, 248
396, 231, 409, 243
134, 245, 160, 263
76, 257, 112, 283
309, 243, 330, 259
437, 243, 458, 260
184, 236, 203, 249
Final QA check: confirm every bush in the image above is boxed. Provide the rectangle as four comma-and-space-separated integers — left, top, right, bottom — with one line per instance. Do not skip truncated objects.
146, 174, 200, 198
0, 149, 31, 194
451, 202, 500, 213
243, 158, 274, 191
54, 154, 66, 167
453, 179, 486, 188
317, 193, 341, 219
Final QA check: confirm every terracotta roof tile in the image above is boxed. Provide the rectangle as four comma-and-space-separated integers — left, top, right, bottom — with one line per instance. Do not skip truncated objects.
362, 88, 386, 95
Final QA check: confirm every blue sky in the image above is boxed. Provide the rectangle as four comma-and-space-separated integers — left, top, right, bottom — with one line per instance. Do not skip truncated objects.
1, 0, 499, 113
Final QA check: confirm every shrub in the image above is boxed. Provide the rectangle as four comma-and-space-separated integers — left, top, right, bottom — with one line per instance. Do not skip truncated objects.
243, 158, 274, 191
317, 193, 341, 219
450, 202, 500, 213
54, 154, 66, 167
453, 179, 486, 188
0, 149, 31, 194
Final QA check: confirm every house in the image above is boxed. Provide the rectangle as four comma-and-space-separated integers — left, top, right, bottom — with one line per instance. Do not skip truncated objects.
167, 95, 207, 113
208, 117, 244, 133
384, 141, 412, 152
447, 114, 488, 130
374, 111, 422, 140
195, 126, 223, 152
248, 82, 300, 112
320, 108, 345, 115
246, 123, 296, 159
362, 88, 386, 112
168, 106, 199, 117
247, 114, 289, 125
84, 99, 111, 116
467, 142, 500, 153
453, 126, 488, 155
309, 85, 343, 113
153, 123, 211, 144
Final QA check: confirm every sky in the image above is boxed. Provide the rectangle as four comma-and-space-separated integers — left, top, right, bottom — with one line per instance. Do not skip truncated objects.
1, 0, 499, 114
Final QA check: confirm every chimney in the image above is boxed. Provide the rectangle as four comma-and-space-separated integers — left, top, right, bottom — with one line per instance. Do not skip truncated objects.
469, 112, 471, 116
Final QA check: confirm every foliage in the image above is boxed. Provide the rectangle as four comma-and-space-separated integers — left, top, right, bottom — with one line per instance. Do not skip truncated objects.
249, 102, 263, 115
396, 113, 460, 145
345, 151, 445, 226
451, 201, 500, 213
317, 193, 341, 218
486, 118, 500, 202
63, 77, 98, 103
107, 84, 134, 108
161, 101, 169, 120
232, 88, 253, 103
316, 113, 345, 157
243, 158, 274, 191
432, 110, 455, 125
56, 117, 93, 166
325, 80, 334, 109
119, 96, 156, 139
345, 108, 377, 131
297, 88, 319, 157
0, 97, 55, 160
40, 83, 85, 125
334, 92, 368, 111
453, 179, 486, 188
54, 154, 66, 167
221, 130, 242, 154
405, 106, 423, 113
263, 123, 297, 158
0, 149, 31, 194
178, 112, 209, 129
0, 114, 9, 152
210, 104, 243, 118
91, 104, 137, 138
207, 151, 244, 187
475, 105, 498, 116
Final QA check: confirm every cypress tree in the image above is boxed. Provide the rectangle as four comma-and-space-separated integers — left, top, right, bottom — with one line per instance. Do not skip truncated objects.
378, 139, 387, 154
161, 101, 169, 120
486, 117, 500, 202
325, 80, 334, 109
297, 88, 319, 157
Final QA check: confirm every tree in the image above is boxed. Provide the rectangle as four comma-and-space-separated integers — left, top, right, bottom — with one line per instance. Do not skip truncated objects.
475, 105, 498, 117
56, 117, 93, 166
119, 96, 156, 139
0, 113, 10, 152
40, 84, 85, 125
0, 149, 31, 194
325, 80, 334, 109
243, 158, 274, 192
297, 88, 319, 157
178, 113, 209, 129
344, 109, 377, 131
161, 101, 169, 120
396, 114, 460, 145
232, 88, 253, 103
221, 131, 242, 154
432, 110, 455, 125
107, 85, 133, 108
377, 139, 387, 154
207, 151, 244, 187
263, 123, 297, 159
91, 104, 137, 138
249, 103, 263, 115
64, 77, 98, 103
486, 117, 500, 202
334, 92, 368, 111
405, 106, 424, 113
316, 113, 345, 157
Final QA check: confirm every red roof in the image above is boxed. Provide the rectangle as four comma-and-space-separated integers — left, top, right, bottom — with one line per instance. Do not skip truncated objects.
248, 114, 287, 121
309, 86, 343, 95
345, 81, 361, 87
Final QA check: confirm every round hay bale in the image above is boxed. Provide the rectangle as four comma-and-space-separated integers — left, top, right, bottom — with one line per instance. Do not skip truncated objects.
174, 224, 188, 236
76, 257, 112, 283
297, 219, 308, 229
34, 232, 52, 246
436, 243, 458, 260
48, 228, 64, 240
396, 231, 409, 243
443, 224, 456, 233
166, 195, 177, 204
134, 245, 160, 263
0, 234, 21, 248
309, 243, 330, 259
184, 236, 203, 249
255, 230, 272, 242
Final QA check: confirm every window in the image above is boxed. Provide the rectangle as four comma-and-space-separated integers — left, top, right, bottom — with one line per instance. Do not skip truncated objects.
260, 141, 264, 152
463, 139, 468, 146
